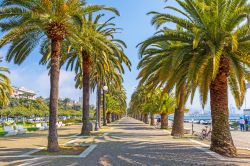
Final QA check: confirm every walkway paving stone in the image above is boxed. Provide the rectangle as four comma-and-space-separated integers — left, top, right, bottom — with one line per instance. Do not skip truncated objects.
0, 118, 249, 166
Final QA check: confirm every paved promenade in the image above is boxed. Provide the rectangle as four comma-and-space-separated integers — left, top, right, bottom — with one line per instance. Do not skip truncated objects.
0, 118, 249, 166
183, 122, 250, 149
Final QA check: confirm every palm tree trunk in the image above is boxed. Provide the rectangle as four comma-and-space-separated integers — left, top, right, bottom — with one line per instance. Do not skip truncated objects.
137, 114, 140, 120
111, 113, 115, 122
48, 39, 60, 152
81, 51, 92, 135
107, 112, 111, 123
171, 85, 185, 137
161, 113, 168, 129
150, 113, 155, 126
144, 113, 149, 124
210, 56, 237, 157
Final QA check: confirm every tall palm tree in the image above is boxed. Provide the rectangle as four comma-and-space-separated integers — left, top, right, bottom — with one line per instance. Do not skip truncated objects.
130, 87, 175, 128
138, 39, 188, 136
139, 0, 250, 157
0, 57, 12, 107
63, 98, 71, 109
160, 93, 176, 129
0, 0, 118, 151
106, 87, 127, 121
90, 66, 125, 128
60, 14, 130, 135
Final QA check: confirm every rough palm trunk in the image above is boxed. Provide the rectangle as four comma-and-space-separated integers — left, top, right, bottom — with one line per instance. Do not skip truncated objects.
144, 113, 149, 124
171, 85, 185, 137
48, 39, 61, 152
107, 112, 111, 123
81, 52, 92, 135
150, 113, 155, 126
111, 113, 115, 122
210, 56, 237, 157
161, 113, 168, 129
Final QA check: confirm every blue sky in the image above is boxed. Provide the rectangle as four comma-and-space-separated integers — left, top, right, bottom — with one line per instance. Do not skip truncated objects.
0, 0, 247, 112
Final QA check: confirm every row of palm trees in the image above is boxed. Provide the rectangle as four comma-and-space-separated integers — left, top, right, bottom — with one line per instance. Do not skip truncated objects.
129, 0, 250, 157
129, 87, 176, 129
0, 0, 130, 152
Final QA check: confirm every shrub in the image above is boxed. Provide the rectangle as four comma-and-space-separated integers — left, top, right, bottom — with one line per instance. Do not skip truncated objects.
232, 121, 238, 129
27, 127, 39, 132
63, 118, 82, 124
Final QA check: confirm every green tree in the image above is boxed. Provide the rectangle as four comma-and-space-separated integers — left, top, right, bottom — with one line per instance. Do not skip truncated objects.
138, 39, 187, 136
0, 57, 12, 107
130, 87, 176, 129
0, 0, 112, 152
106, 87, 127, 122
63, 98, 71, 109
62, 13, 130, 135
138, 0, 250, 156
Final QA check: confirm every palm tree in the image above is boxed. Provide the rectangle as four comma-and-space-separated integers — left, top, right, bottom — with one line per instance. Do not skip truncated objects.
63, 98, 71, 109
0, 57, 12, 107
61, 13, 130, 135
91, 67, 126, 127
129, 87, 148, 122
160, 93, 176, 129
106, 87, 127, 122
130, 87, 175, 129
0, 0, 83, 152
138, 0, 250, 157
138, 39, 188, 136
0, 0, 118, 151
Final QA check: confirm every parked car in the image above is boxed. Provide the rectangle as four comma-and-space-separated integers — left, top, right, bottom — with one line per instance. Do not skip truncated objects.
199, 120, 206, 124
193, 120, 200, 124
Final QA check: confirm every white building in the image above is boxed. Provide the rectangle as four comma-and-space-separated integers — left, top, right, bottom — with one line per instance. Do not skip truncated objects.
11, 86, 37, 100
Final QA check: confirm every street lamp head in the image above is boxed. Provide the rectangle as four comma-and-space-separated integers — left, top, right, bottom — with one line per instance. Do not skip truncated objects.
103, 86, 108, 91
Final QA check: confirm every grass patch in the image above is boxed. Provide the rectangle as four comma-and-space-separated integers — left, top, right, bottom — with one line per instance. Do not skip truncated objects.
27, 127, 39, 132
0, 127, 6, 136
16, 122, 35, 127
32, 146, 88, 156
63, 118, 82, 124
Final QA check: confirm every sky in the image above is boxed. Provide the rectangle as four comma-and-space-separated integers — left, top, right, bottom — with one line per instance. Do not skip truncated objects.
0, 0, 248, 112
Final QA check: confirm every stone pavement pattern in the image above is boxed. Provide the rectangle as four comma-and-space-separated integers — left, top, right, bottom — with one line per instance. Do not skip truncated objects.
183, 122, 250, 149
0, 118, 248, 166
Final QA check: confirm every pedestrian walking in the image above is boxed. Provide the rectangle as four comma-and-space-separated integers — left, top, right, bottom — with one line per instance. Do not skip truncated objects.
156, 117, 161, 127
240, 118, 245, 131
245, 118, 249, 131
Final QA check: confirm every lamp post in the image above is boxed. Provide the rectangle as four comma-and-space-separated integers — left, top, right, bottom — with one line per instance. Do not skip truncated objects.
95, 85, 101, 131
103, 85, 108, 126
